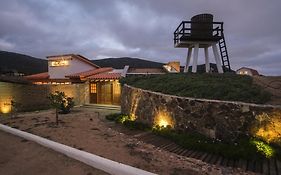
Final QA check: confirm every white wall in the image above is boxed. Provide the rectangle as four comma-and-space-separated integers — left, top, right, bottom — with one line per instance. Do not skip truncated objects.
236, 68, 253, 76
48, 56, 96, 79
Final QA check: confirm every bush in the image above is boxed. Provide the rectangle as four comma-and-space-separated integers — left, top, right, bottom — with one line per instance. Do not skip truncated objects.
48, 91, 74, 114
152, 127, 281, 160
106, 113, 281, 160
48, 91, 75, 125
105, 113, 150, 130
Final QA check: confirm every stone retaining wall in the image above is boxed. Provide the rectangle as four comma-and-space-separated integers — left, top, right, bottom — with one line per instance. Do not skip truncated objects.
0, 82, 89, 113
121, 85, 281, 143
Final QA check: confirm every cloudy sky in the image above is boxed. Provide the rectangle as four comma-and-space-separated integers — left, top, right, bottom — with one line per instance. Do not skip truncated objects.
0, 0, 280, 75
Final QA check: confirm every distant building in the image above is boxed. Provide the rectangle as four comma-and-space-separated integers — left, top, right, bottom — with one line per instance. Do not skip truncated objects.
163, 61, 181, 73
0, 69, 25, 77
236, 67, 259, 76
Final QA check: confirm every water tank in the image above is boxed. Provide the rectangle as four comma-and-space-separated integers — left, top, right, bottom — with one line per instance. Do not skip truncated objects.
191, 14, 213, 38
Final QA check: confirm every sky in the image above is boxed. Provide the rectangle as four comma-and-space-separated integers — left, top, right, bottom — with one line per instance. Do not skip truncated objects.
0, 0, 280, 75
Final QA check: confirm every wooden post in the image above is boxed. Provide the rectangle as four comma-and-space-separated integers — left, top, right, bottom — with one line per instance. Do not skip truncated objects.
192, 44, 199, 73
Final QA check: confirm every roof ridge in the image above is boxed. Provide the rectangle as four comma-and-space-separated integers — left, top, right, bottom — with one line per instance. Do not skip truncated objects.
66, 67, 113, 78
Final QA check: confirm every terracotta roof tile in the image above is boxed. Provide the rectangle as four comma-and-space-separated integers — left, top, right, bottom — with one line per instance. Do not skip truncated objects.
66, 67, 113, 78
25, 72, 49, 80
88, 73, 121, 80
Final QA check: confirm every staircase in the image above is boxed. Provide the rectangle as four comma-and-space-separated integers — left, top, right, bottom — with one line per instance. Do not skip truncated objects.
218, 34, 231, 72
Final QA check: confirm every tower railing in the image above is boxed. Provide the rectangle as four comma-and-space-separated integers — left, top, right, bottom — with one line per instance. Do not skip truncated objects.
174, 21, 224, 46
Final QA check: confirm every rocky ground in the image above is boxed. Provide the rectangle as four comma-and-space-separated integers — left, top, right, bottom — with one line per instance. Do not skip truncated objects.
0, 107, 255, 175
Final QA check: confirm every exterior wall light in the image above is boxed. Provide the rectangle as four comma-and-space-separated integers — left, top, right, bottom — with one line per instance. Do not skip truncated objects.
0, 102, 12, 114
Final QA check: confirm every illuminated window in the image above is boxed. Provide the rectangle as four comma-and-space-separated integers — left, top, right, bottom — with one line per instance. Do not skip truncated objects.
34, 82, 43, 85
49, 60, 69, 67
90, 84, 97, 93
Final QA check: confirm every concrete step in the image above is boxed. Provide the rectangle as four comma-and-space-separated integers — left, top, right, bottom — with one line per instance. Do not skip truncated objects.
83, 104, 121, 111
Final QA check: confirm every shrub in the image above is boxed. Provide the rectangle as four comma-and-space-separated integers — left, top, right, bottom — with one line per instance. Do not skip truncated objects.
105, 113, 281, 160
48, 91, 74, 125
152, 127, 281, 160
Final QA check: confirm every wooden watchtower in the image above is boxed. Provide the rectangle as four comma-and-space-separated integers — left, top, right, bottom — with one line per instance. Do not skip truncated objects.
174, 14, 231, 73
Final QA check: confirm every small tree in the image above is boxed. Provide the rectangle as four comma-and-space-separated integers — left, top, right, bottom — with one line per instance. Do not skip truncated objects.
10, 100, 21, 118
48, 91, 74, 125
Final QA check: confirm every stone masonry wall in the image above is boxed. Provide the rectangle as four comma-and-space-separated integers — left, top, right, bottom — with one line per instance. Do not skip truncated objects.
121, 85, 281, 143
0, 82, 88, 113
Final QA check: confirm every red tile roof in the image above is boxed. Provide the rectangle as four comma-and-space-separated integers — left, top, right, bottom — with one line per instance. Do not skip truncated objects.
88, 73, 121, 80
25, 72, 49, 80
66, 67, 113, 78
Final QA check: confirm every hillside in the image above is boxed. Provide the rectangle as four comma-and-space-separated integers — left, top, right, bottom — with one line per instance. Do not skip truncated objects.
0, 51, 234, 74
0, 51, 47, 75
92, 57, 164, 69
121, 73, 271, 104
0, 51, 165, 75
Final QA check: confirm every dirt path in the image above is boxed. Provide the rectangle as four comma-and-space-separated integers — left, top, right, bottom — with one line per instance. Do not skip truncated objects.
0, 107, 254, 175
0, 130, 108, 175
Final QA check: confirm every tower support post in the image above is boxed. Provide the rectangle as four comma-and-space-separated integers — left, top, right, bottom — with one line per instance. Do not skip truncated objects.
184, 47, 192, 73
204, 47, 210, 73
192, 44, 199, 73
212, 43, 224, 73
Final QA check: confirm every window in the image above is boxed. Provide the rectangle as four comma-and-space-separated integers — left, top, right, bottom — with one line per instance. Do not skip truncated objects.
90, 84, 97, 93
49, 60, 69, 67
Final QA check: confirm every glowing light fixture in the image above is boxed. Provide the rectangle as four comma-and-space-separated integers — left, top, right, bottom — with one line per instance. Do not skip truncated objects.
159, 119, 169, 127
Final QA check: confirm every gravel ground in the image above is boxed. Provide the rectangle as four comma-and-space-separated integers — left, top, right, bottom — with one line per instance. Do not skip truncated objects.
0, 107, 255, 175
0, 130, 108, 175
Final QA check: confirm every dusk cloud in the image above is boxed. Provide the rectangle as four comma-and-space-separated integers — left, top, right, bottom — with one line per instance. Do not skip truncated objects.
0, 0, 280, 75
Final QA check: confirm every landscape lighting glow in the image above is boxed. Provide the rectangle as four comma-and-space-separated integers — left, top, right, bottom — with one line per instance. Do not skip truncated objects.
129, 91, 141, 121
255, 112, 281, 143
252, 140, 275, 158
0, 102, 11, 114
158, 119, 169, 127
154, 110, 174, 128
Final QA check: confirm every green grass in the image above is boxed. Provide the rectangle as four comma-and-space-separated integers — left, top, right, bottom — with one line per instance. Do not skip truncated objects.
105, 113, 281, 161
120, 73, 271, 104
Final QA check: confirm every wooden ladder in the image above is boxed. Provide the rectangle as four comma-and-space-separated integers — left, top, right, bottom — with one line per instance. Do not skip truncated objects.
218, 34, 231, 72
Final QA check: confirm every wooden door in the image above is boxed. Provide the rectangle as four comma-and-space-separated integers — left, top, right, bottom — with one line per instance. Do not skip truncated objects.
98, 82, 113, 104
112, 81, 121, 105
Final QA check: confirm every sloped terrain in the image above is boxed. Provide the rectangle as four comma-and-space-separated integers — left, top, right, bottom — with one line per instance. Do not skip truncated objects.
253, 76, 281, 105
